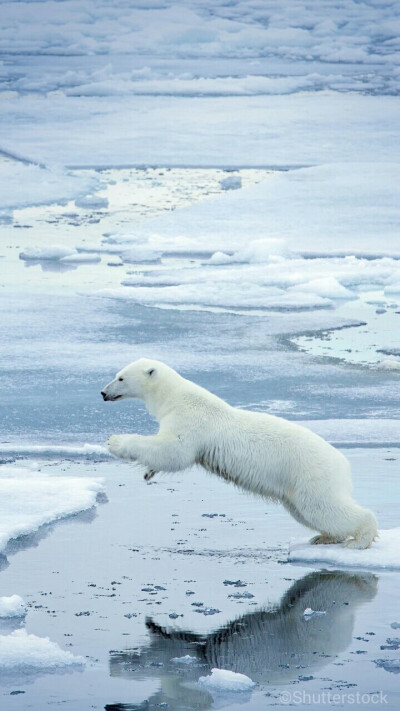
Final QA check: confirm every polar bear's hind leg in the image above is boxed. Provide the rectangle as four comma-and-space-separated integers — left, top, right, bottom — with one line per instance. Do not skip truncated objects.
303, 498, 378, 550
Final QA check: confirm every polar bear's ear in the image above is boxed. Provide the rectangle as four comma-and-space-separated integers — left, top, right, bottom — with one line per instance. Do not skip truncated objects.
146, 367, 156, 378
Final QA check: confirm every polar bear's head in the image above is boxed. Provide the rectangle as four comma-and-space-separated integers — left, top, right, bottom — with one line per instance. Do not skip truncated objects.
101, 358, 177, 402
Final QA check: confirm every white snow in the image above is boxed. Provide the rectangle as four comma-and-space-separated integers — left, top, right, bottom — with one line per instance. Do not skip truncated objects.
0, 463, 104, 553
198, 668, 256, 692
0, 596, 27, 619
0, 629, 84, 670
289, 528, 400, 571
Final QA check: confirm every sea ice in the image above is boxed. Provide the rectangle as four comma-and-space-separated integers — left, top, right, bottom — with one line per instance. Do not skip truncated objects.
0, 463, 104, 553
0, 443, 109, 458
19, 245, 77, 261
74, 194, 108, 209
0, 160, 98, 211
60, 253, 101, 264
121, 247, 162, 264
0, 596, 27, 619
376, 357, 400, 372
0, 629, 84, 670
220, 175, 242, 191
289, 528, 400, 571
373, 658, 400, 674
198, 668, 256, 692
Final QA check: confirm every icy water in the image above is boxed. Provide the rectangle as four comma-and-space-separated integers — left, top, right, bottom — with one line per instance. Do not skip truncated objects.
1, 167, 400, 710
293, 292, 400, 368
1, 456, 400, 710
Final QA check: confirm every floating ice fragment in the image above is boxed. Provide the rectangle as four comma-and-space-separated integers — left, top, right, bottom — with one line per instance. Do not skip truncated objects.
376, 357, 400, 371
288, 277, 357, 301
19, 245, 77, 261
0, 596, 27, 619
171, 654, 198, 664
0, 464, 105, 554
223, 580, 247, 587
195, 607, 221, 616
384, 283, 400, 295
121, 247, 162, 264
209, 238, 287, 265
220, 175, 242, 191
303, 607, 327, 618
0, 629, 85, 670
374, 659, 400, 674
198, 668, 256, 692
228, 592, 254, 599
60, 253, 101, 264
380, 638, 400, 651
74, 194, 108, 209
391, 622, 400, 630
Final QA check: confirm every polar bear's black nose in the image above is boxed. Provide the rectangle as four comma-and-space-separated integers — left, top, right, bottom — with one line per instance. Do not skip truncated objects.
101, 391, 107, 400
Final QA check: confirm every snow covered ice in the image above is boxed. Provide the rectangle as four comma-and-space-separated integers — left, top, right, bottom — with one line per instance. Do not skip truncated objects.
0, 629, 84, 672
198, 667, 256, 692
0, 463, 104, 555
289, 528, 400, 572
1, 0, 400, 708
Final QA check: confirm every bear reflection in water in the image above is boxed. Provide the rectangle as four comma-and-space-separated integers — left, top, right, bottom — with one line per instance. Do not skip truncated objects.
108, 570, 377, 710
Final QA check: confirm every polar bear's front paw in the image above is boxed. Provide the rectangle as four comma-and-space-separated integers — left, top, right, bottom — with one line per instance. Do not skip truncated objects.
107, 434, 135, 461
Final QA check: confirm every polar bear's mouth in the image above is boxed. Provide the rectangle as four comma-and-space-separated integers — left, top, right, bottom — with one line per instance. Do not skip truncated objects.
111, 395, 123, 401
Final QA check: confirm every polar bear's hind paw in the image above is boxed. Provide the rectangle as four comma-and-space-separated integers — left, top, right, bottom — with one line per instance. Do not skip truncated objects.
310, 533, 345, 545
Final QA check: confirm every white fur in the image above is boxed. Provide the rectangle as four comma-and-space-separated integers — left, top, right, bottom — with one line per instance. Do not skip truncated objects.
102, 358, 378, 549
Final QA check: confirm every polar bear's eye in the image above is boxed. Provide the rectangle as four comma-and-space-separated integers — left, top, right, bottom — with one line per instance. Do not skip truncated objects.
118, 377, 124, 382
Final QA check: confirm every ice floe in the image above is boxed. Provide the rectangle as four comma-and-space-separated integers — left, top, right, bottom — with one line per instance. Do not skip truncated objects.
60, 252, 101, 264
19, 245, 78, 261
19, 245, 100, 264
198, 668, 256, 692
289, 528, 400, 571
0, 596, 27, 619
0, 463, 104, 553
0, 160, 98, 211
0, 629, 84, 671
0, 443, 108, 459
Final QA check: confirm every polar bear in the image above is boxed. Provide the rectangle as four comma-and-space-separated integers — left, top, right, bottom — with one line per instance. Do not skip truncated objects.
101, 358, 378, 549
